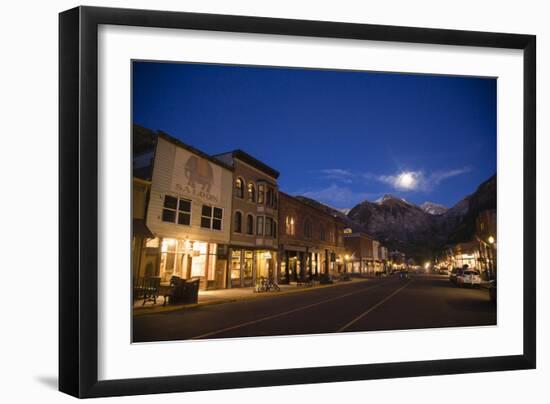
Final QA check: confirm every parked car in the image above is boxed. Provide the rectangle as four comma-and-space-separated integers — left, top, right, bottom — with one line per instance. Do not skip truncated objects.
456, 270, 482, 287
438, 267, 449, 275
449, 268, 464, 285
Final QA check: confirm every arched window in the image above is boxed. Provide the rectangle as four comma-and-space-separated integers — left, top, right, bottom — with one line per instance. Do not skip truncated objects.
304, 219, 312, 239
234, 211, 242, 233
258, 184, 265, 204
285, 215, 295, 236
234, 177, 244, 198
246, 214, 254, 235
247, 183, 256, 202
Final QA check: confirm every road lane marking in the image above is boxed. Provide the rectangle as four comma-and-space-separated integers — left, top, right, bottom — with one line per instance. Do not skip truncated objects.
336, 279, 414, 333
190, 279, 395, 339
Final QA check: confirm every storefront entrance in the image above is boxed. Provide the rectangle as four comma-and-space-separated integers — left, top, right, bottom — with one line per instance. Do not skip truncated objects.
158, 238, 226, 289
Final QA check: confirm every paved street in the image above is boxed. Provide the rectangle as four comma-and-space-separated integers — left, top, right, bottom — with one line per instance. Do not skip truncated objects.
133, 274, 496, 343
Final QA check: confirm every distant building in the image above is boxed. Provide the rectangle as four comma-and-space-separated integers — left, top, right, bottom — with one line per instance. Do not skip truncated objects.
475, 209, 497, 279
213, 150, 280, 287
344, 232, 389, 275
278, 193, 347, 282
449, 241, 479, 270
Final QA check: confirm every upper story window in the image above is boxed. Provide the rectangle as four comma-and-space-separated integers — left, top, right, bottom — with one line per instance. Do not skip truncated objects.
201, 205, 223, 230
265, 217, 273, 238
246, 214, 254, 235
256, 216, 264, 236
234, 211, 243, 233
162, 195, 191, 226
285, 215, 295, 236
319, 225, 326, 241
235, 177, 244, 198
266, 188, 273, 207
304, 219, 312, 239
247, 183, 256, 202
258, 184, 265, 204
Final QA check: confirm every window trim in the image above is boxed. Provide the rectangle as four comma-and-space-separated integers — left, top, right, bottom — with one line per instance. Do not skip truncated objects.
162, 194, 192, 227
247, 182, 256, 203
200, 204, 223, 231
235, 177, 245, 199
246, 213, 255, 235
233, 210, 243, 234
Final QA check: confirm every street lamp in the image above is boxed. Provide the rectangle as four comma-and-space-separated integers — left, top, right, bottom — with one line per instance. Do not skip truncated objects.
488, 236, 495, 244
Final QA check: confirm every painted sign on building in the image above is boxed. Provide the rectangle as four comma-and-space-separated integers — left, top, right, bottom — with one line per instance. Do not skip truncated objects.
171, 148, 222, 203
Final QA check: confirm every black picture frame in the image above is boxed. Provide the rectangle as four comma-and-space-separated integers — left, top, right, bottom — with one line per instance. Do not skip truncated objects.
59, 6, 536, 398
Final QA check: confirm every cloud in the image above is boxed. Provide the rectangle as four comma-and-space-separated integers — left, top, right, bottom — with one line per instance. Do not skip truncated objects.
294, 184, 376, 208
376, 167, 471, 192
316, 168, 354, 183
430, 167, 471, 184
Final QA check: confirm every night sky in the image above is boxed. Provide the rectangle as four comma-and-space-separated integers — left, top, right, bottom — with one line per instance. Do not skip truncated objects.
133, 61, 496, 209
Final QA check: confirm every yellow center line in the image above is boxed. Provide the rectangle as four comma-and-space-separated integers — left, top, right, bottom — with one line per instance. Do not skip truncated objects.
190, 279, 395, 340
336, 279, 414, 333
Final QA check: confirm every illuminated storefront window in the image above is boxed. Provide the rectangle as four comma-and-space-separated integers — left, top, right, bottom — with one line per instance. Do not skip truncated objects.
243, 251, 254, 285
257, 251, 275, 279
231, 250, 241, 285
159, 238, 216, 283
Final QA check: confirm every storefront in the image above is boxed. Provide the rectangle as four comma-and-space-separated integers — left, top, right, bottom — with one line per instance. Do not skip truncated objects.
279, 248, 331, 283
230, 248, 278, 287
155, 237, 228, 290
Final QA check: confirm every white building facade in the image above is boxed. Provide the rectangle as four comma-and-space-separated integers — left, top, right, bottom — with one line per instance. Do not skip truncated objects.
145, 134, 234, 289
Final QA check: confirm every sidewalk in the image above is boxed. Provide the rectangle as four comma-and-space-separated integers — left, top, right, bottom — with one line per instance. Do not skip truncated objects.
133, 277, 371, 316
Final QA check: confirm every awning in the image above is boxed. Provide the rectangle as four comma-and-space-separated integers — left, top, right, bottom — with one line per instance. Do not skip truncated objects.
133, 219, 154, 238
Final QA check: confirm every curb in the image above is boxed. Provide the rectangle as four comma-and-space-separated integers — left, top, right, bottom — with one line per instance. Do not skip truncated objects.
133, 277, 372, 317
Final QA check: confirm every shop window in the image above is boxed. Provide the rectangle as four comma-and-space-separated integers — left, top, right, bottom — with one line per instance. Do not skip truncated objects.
258, 184, 265, 204
162, 195, 191, 225
235, 177, 244, 198
285, 215, 295, 236
231, 250, 242, 283
244, 251, 254, 281
234, 211, 242, 233
201, 205, 223, 230
257, 216, 264, 235
246, 214, 254, 235
248, 183, 256, 202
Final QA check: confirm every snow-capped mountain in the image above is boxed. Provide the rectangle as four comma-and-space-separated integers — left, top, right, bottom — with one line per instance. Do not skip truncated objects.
420, 202, 448, 215
336, 208, 351, 215
374, 194, 413, 206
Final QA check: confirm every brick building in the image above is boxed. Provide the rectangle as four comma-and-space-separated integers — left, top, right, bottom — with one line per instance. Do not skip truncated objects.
278, 192, 347, 283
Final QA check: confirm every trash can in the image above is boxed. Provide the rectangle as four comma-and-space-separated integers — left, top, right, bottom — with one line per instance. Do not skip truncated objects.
183, 278, 200, 304
168, 276, 186, 304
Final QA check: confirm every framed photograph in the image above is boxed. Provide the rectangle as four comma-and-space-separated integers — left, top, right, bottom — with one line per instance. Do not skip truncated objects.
59, 6, 536, 398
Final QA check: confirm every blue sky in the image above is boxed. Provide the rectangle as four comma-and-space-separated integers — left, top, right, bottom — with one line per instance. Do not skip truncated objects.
133, 61, 496, 209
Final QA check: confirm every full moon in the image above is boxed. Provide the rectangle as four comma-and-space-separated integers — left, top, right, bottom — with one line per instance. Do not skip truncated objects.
397, 172, 417, 190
